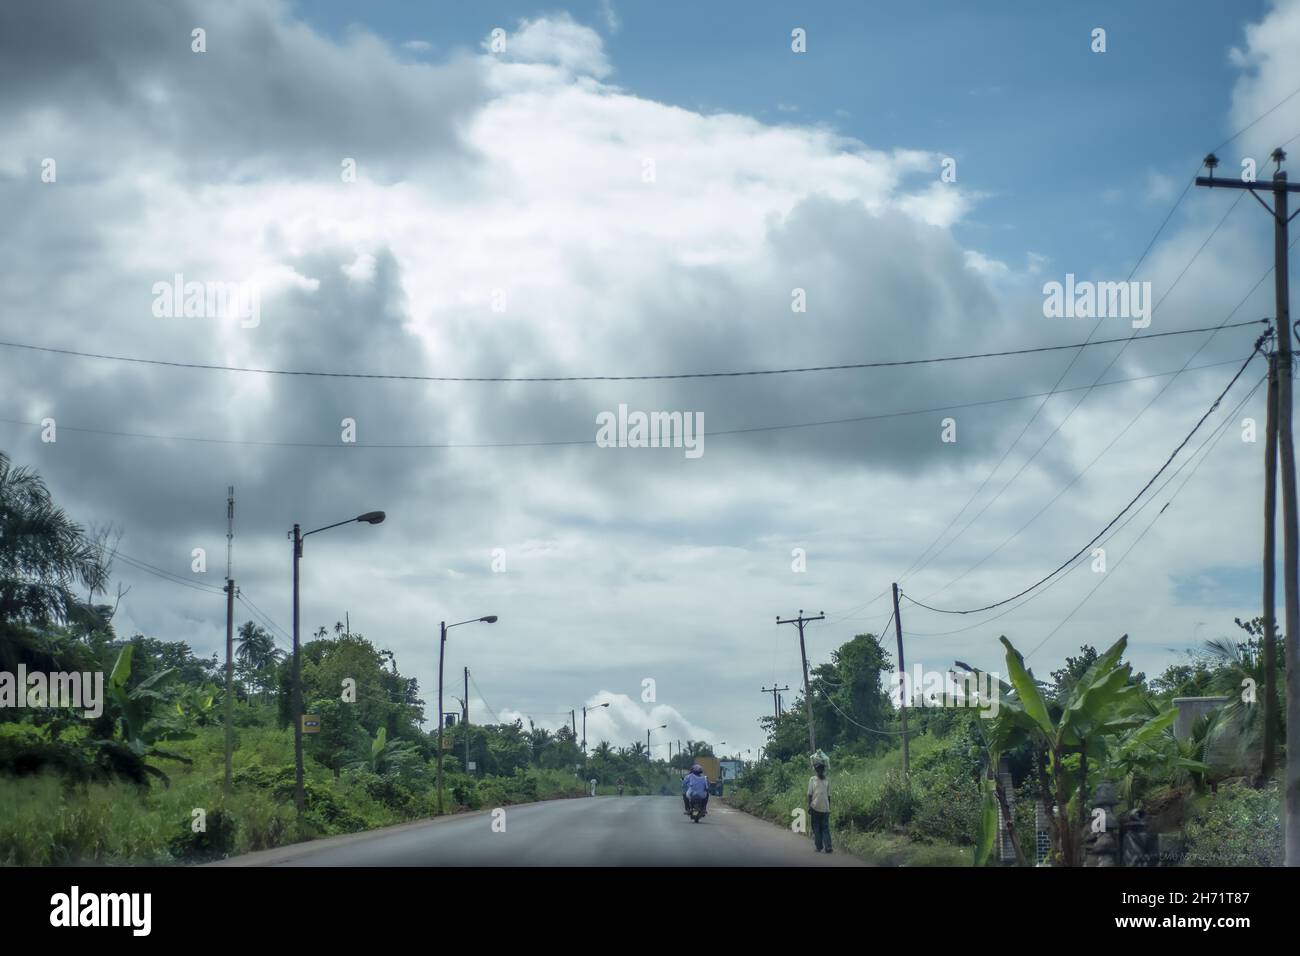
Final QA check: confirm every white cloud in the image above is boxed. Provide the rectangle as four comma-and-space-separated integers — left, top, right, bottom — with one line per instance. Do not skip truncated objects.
491, 14, 612, 79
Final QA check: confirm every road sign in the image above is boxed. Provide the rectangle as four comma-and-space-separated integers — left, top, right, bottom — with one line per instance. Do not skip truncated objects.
301, 715, 321, 734
468, 761, 476, 771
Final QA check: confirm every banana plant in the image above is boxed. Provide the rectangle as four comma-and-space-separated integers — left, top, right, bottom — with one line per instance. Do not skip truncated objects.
1102, 700, 1209, 806
976, 635, 1174, 865
346, 725, 421, 775
171, 683, 220, 730
91, 643, 192, 785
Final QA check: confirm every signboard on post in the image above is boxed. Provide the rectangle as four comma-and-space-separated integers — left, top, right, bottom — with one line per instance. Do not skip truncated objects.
301, 715, 321, 734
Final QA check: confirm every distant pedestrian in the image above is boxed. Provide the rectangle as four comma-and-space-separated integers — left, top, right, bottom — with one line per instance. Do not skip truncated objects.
589, 778, 597, 797
807, 759, 832, 853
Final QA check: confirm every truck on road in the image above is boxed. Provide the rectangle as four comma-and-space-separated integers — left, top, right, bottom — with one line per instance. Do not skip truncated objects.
689, 756, 724, 796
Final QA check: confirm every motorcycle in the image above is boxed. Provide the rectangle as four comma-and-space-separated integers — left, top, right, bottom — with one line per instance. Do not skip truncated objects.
689, 793, 707, 823
617, 783, 624, 796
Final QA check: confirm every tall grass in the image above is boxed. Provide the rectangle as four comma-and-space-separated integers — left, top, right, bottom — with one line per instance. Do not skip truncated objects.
0, 723, 585, 865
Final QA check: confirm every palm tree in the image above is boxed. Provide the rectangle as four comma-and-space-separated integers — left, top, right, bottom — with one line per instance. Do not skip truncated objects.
236, 621, 280, 700
1201, 634, 1277, 776
0, 451, 110, 629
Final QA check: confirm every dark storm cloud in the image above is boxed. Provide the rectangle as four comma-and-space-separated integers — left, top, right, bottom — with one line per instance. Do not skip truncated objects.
0, 0, 487, 181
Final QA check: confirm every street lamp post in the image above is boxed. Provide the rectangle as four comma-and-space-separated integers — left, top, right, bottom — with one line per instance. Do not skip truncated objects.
437, 615, 497, 814
647, 724, 667, 761
582, 701, 609, 758
291, 511, 385, 823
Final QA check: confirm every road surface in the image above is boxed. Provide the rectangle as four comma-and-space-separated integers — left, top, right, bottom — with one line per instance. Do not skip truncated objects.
214, 796, 865, 867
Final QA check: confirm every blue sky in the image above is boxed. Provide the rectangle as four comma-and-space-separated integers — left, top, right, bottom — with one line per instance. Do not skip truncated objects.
299, 0, 1274, 285
3, 0, 1296, 751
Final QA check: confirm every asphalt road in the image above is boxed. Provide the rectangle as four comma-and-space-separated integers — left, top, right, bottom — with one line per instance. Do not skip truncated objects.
215, 796, 865, 867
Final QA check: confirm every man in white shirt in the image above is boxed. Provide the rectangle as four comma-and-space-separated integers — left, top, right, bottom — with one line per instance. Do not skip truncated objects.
807, 759, 832, 853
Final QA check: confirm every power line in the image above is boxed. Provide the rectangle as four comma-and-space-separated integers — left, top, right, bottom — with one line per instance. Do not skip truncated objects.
902, 339, 1267, 616
0, 355, 1254, 451
77, 530, 225, 596
1022, 371, 1269, 659
893, 106, 1300, 589
913, 228, 1297, 607
0, 320, 1263, 384
903, 193, 1249, 588
916, 251, 1284, 602
814, 684, 906, 736
903, 368, 1267, 639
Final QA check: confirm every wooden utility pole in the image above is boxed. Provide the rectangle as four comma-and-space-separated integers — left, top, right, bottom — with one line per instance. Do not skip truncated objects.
223, 486, 234, 798
776, 610, 824, 753
892, 583, 910, 778
761, 684, 789, 721
1265, 349, 1280, 783
1197, 148, 1300, 864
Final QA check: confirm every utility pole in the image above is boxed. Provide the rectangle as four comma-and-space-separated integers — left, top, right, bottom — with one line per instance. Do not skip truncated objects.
776, 610, 824, 754
571, 709, 578, 742
892, 583, 910, 778
437, 621, 446, 813
1197, 149, 1300, 864
464, 667, 471, 777
292, 524, 304, 821
223, 486, 234, 798
1265, 348, 1280, 784
761, 684, 789, 721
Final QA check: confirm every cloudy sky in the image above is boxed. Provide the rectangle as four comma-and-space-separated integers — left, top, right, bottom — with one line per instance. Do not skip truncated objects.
1, 0, 1298, 756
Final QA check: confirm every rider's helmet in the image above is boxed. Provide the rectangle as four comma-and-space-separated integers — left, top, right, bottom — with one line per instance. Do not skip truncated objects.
690, 763, 703, 774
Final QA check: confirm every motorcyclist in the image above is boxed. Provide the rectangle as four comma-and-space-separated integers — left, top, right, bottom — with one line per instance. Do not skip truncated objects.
616, 777, 624, 796
684, 763, 710, 817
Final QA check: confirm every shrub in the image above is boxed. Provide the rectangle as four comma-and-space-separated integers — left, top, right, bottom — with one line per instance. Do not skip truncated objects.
1183, 783, 1281, 867
168, 807, 237, 862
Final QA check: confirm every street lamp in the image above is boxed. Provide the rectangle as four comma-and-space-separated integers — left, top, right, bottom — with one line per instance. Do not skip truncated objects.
582, 701, 610, 758
437, 615, 497, 814
291, 511, 385, 822
647, 724, 667, 761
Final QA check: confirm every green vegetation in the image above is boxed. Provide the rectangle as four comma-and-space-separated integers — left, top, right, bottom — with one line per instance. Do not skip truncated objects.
734, 621, 1286, 867
0, 451, 679, 865
0, 449, 1288, 867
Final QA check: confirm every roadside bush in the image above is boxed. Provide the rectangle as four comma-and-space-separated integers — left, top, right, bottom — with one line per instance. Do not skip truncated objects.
168, 807, 237, 862
1183, 783, 1281, 867
910, 770, 981, 846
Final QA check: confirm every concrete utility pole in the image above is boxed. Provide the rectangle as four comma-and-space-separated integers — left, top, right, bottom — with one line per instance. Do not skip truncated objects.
223, 486, 234, 798
1197, 149, 1300, 864
776, 610, 824, 753
464, 667, 471, 776
892, 583, 910, 778
761, 684, 789, 721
